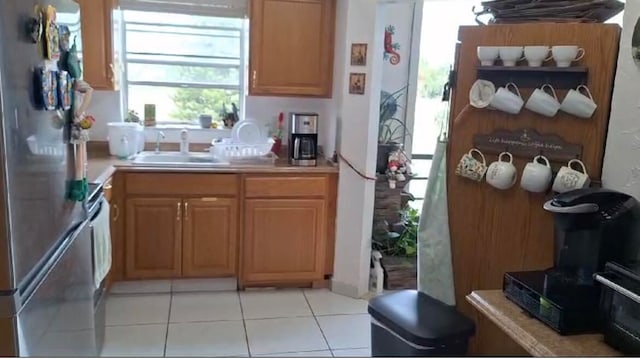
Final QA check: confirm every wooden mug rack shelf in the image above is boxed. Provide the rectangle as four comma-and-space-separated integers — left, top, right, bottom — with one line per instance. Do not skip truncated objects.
473, 127, 583, 163
476, 66, 589, 89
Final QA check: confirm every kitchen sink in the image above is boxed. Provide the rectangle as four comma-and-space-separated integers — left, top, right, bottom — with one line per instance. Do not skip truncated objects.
132, 151, 229, 167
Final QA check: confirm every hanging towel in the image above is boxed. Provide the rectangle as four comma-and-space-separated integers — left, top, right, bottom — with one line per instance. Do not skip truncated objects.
417, 139, 456, 305
93, 197, 112, 289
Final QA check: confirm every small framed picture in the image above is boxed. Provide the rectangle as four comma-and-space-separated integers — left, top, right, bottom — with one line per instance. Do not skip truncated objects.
350, 43, 368, 66
349, 73, 366, 95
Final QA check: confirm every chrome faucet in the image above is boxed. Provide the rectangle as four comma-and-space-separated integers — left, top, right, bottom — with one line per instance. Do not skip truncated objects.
179, 129, 189, 155
155, 131, 165, 153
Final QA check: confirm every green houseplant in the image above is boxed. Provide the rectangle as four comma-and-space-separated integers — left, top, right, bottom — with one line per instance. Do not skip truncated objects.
372, 204, 420, 289
377, 86, 412, 173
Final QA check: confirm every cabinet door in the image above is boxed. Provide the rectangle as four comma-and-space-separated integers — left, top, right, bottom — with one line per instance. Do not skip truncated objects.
79, 0, 118, 90
249, 0, 335, 97
243, 199, 326, 283
125, 198, 182, 279
183, 198, 238, 277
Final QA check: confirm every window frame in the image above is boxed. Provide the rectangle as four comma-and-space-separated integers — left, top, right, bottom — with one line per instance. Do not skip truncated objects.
120, 9, 247, 126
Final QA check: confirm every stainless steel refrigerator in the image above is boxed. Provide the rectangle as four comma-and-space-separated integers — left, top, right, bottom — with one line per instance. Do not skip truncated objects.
0, 1, 97, 356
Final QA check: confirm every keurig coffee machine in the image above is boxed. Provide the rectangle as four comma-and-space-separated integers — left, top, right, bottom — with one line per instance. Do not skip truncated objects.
503, 188, 640, 334
289, 113, 318, 166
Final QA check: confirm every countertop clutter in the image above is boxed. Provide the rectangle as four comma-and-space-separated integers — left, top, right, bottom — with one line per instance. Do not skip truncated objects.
466, 290, 621, 357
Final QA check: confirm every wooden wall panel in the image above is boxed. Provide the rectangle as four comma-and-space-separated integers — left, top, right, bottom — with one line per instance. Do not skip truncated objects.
447, 24, 620, 355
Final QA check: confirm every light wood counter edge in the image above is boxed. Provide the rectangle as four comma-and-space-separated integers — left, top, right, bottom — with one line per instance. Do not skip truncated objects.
467, 291, 549, 357
466, 290, 621, 357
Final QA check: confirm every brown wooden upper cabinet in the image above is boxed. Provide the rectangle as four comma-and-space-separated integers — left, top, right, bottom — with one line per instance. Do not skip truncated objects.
249, 0, 336, 97
78, 0, 120, 90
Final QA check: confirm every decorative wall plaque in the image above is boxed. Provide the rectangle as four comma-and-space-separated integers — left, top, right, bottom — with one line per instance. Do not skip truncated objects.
473, 128, 583, 162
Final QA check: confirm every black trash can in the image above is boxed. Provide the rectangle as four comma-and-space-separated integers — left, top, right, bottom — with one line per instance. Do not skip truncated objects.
368, 290, 475, 357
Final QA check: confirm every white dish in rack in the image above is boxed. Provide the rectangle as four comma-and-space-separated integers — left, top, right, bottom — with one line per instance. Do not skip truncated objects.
231, 120, 264, 145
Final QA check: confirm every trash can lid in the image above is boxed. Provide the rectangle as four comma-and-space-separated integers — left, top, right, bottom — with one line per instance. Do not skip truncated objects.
368, 290, 475, 347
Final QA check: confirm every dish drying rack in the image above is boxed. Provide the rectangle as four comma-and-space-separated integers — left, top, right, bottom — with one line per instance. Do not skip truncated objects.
26, 135, 65, 157
210, 138, 277, 165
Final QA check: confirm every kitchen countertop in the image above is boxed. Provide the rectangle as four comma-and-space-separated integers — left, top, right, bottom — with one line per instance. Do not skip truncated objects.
87, 152, 338, 184
466, 290, 621, 357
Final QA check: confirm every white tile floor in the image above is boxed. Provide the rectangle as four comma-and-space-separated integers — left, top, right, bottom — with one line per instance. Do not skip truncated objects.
101, 288, 372, 357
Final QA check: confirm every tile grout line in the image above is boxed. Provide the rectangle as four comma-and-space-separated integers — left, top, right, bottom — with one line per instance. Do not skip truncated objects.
163, 293, 173, 357
238, 291, 253, 357
303, 290, 334, 357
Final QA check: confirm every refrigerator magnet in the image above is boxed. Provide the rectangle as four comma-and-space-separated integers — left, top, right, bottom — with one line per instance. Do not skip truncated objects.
44, 5, 60, 61
38, 68, 58, 111
58, 71, 72, 110
27, 6, 44, 44
58, 25, 71, 52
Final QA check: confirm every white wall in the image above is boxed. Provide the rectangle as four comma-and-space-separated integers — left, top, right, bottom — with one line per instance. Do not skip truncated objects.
331, 0, 387, 298
379, 1, 418, 147
602, 5, 640, 197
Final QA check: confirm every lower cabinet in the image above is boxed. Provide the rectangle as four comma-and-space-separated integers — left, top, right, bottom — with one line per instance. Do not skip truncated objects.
125, 196, 238, 280
182, 198, 237, 277
125, 198, 182, 279
117, 172, 336, 285
242, 199, 326, 283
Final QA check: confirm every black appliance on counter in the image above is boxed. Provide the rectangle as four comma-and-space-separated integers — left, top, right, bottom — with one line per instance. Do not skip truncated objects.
503, 189, 640, 335
289, 113, 318, 166
595, 261, 640, 355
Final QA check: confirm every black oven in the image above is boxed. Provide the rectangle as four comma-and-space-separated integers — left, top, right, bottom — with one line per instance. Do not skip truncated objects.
595, 261, 640, 355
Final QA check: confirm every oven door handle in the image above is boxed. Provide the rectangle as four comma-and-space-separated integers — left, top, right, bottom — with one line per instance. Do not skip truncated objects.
594, 274, 640, 304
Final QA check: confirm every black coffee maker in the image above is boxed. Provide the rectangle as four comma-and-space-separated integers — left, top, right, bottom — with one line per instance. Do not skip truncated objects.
504, 188, 640, 334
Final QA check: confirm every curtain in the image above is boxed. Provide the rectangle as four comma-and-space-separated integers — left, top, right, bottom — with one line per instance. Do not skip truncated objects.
417, 138, 456, 305
119, 0, 248, 17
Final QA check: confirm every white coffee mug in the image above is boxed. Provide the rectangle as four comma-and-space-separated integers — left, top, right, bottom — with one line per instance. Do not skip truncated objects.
477, 46, 500, 66
560, 85, 597, 118
524, 46, 552, 67
552, 159, 590, 193
499, 46, 525, 67
520, 155, 552, 193
489, 83, 524, 115
469, 79, 496, 109
552, 46, 585, 67
486, 152, 517, 190
525, 84, 561, 117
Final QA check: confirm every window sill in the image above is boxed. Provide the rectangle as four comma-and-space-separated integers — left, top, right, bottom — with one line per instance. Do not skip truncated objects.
143, 126, 232, 144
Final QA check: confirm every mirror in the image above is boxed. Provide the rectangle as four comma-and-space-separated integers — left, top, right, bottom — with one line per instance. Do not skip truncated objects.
633, 16, 640, 66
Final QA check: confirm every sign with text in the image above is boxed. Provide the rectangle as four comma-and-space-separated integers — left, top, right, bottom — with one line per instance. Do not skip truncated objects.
473, 128, 583, 163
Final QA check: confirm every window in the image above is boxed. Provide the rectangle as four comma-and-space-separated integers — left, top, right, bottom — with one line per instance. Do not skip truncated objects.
121, 8, 246, 125
409, 0, 477, 211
